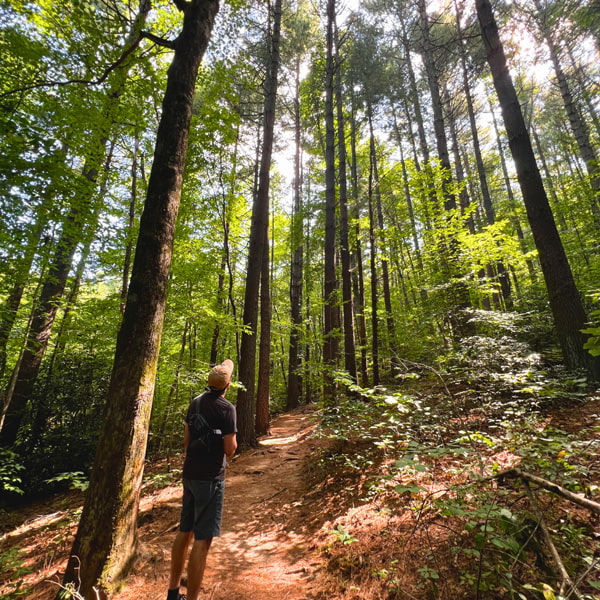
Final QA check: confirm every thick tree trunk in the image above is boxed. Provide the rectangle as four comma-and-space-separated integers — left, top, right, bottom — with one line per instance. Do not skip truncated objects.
477, 0, 600, 380
236, 0, 281, 446
61, 1, 219, 597
322, 0, 340, 401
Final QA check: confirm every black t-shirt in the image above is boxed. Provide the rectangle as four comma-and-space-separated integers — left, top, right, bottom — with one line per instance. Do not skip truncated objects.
182, 391, 237, 481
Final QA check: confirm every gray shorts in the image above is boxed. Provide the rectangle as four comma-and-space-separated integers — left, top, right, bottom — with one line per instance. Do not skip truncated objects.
179, 478, 225, 540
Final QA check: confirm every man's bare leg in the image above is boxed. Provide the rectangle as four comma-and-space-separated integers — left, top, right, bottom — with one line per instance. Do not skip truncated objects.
169, 531, 194, 591
186, 538, 213, 600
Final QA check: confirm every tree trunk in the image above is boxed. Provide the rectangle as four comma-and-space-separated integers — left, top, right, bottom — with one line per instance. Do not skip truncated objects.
153, 320, 189, 456
287, 57, 304, 411
367, 124, 380, 386
209, 199, 229, 366
255, 220, 271, 436
322, 0, 340, 401
0, 179, 56, 382
531, 125, 568, 230
368, 108, 397, 362
210, 132, 239, 365
417, 0, 473, 338
61, 1, 220, 597
391, 106, 423, 270
28, 142, 116, 452
349, 92, 369, 386
236, 0, 282, 446
120, 132, 140, 312
397, 11, 430, 165
368, 202, 380, 385
417, 0, 452, 181
335, 30, 357, 383
476, 0, 600, 380
457, 45, 513, 308
488, 90, 537, 285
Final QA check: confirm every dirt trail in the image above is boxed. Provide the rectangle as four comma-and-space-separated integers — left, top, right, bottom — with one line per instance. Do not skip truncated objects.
1, 406, 329, 600
117, 405, 326, 600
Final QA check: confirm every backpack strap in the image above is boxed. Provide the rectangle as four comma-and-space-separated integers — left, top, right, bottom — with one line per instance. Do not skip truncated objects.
193, 394, 223, 437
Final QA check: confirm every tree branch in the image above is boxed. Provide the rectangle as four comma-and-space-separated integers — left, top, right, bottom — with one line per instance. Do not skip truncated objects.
1, 32, 143, 98
172, 0, 189, 11
523, 481, 583, 600
0, 28, 176, 99
140, 31, 176, 49
498, 468, 600, 516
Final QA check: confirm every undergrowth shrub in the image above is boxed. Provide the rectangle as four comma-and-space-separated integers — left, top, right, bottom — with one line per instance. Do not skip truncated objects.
0, 449, 24, 507
0, 546, 32, 598
313, 341, 600, 599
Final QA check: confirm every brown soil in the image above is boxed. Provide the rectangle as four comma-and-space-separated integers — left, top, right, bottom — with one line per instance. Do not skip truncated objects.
1, 405, 332, 600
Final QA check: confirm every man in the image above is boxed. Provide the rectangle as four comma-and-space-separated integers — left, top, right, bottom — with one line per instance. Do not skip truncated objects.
166, 359, 237, 600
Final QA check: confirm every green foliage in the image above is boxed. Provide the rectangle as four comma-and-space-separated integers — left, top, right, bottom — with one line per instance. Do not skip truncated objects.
0, 547, 32, 599
45, 471, 89, 492
582, 293, 600, 357
330, 524, 358, 546
0, 448, 24, 497
9, 351, 111, 498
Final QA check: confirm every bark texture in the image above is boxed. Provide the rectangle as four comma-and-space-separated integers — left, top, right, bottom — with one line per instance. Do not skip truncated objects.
322, 0, 340, 400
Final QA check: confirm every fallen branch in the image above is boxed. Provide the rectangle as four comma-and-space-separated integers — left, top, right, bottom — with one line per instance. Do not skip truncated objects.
523, 481, 583, 600
498, 468, 600, 516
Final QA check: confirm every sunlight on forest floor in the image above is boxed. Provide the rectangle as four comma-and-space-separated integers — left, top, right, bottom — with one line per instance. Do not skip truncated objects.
259, 433, 302, 446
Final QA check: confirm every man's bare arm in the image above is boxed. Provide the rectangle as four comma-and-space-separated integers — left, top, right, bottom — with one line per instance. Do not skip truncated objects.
183, 423, 190, 450
223, 433, 237, 458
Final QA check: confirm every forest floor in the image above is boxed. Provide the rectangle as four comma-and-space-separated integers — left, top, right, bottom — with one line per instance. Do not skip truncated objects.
2, 389, 600, 600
